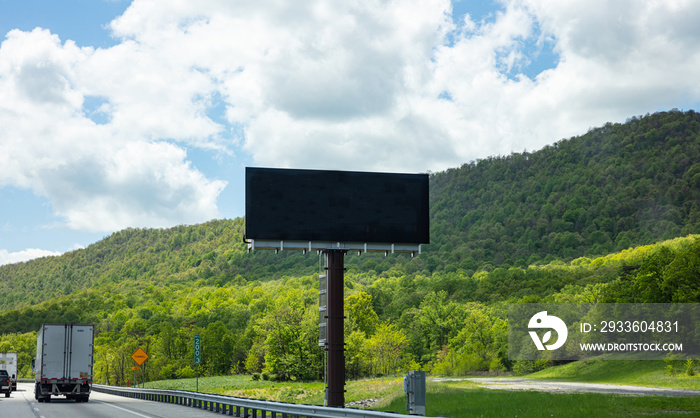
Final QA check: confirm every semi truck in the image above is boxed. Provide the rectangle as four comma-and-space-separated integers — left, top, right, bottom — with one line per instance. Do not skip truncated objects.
34, 324, 94, 403
0, 352, 18, 390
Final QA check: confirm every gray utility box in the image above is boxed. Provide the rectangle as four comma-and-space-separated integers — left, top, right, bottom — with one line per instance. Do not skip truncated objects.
404, 370, 426, 416
34, 324, 94, 403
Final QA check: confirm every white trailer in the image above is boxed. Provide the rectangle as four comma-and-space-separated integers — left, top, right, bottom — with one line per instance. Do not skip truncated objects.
0, 352, 18, 390
34, 324, 94, 403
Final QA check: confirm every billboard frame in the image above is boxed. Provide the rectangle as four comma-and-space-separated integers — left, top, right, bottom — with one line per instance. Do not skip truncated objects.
247, 239, 421, 256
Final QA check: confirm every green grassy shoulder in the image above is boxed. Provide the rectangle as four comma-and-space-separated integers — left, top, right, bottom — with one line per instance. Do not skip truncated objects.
526, 360, 700, 390
144, 372, 700, 417
379, 382, 700, 417
145, 375, 403, 407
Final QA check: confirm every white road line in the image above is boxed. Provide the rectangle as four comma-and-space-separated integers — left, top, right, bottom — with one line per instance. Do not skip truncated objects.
94, 400, 154, 418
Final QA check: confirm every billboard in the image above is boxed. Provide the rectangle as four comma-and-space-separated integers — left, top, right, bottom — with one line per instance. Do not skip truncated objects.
245, 167, 429, 244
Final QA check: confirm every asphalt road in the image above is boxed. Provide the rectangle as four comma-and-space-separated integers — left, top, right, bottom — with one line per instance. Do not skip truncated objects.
3, 382, 227, 418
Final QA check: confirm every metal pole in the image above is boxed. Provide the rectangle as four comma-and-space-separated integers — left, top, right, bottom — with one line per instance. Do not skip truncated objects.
323, 347, 328, 407
324, 249, 345, 407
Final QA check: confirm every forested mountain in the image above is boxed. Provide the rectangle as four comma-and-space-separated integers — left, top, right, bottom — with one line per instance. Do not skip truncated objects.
3, 110, 699, 312
0, 110, 699, 382
0, 219, 317, 310
427, 109, 700, 270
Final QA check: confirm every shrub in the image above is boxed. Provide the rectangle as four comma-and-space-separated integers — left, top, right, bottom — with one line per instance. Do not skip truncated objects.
177, 365, 196, 379
686, 360, 695, 376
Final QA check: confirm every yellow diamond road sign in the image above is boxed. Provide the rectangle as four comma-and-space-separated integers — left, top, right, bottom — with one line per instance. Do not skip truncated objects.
131, 348, 149, 365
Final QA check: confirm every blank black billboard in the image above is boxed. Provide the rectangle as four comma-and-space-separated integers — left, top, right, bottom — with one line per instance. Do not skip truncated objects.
245, 167, 429, 244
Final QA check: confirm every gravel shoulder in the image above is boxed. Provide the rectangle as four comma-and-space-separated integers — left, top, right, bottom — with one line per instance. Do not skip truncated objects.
434, 377, 700, 397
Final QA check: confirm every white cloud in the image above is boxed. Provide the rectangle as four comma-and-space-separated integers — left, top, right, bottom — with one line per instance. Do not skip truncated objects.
0, 248, 62, 266
0, 28, 226, 233
106, 0, 459, 172
2, 0, 700, 234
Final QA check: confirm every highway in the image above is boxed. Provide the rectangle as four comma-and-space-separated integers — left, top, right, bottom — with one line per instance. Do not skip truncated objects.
4, 382, 225, 418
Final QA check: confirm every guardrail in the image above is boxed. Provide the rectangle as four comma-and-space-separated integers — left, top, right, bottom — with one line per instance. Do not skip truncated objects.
92, 384, 437, 418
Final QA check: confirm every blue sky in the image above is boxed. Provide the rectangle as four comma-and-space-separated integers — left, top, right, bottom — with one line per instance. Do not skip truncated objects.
1, 0, 700, 265
0, 0, 128, 47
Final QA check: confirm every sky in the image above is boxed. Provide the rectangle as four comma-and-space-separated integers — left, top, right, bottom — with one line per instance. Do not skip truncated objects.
1, 0, 700, 266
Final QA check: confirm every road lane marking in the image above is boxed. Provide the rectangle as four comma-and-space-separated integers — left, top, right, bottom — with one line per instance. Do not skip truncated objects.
95, 400, 154, 418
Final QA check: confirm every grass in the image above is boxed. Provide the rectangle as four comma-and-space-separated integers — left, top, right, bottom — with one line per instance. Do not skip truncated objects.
379, 383, 700, 417
144, 371, 700, 417
527, 359, 700, 390
146, 374, 324, 403
145, 375, 402, 406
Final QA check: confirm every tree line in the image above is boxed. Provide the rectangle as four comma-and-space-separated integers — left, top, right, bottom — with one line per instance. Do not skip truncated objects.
0, 110, 699, 382
0, 235, 697, 382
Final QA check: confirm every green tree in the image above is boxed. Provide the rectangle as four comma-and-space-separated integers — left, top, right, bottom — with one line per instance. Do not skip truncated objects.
663, 240, 700, 302
345, 291, 378, 336
415, 291, 464, 354
367, 322, 408, 376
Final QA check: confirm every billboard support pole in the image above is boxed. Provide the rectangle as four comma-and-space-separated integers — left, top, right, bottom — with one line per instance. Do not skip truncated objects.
324, 249, 346, 408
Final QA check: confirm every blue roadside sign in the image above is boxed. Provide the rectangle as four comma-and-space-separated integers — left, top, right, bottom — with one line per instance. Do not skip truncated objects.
194, 334, 201, 365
